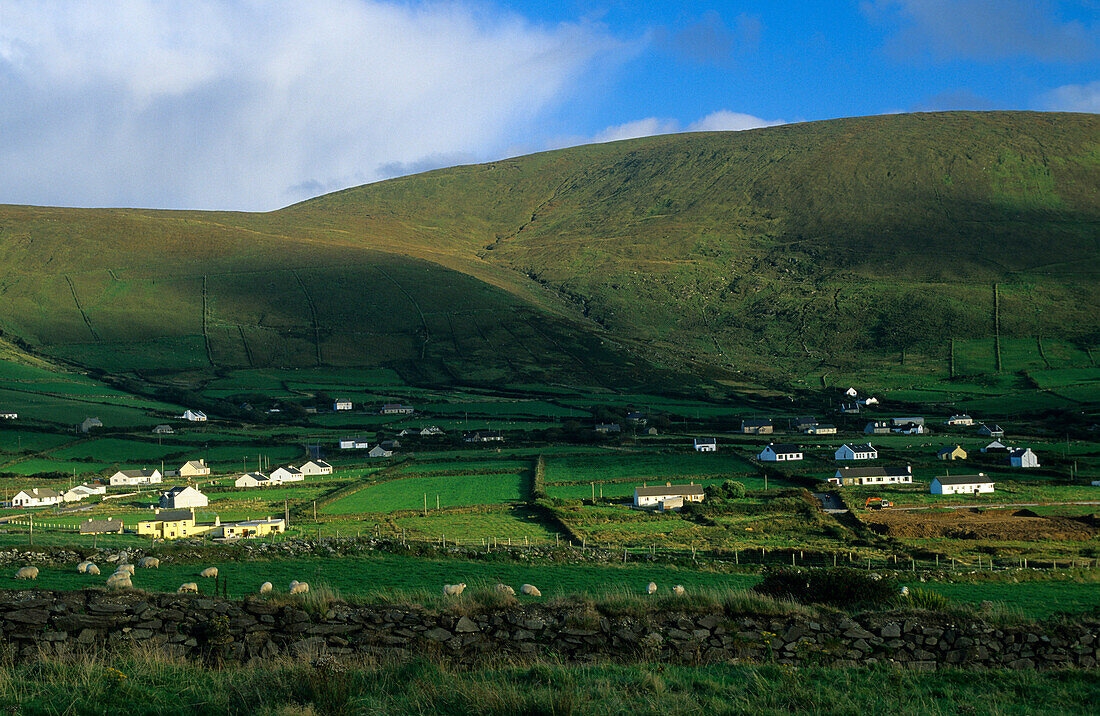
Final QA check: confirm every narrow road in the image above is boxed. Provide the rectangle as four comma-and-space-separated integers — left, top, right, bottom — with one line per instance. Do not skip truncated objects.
888, 501, 1100, 512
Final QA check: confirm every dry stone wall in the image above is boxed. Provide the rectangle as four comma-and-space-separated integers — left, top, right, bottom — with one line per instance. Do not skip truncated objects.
0, 589, 1095, 670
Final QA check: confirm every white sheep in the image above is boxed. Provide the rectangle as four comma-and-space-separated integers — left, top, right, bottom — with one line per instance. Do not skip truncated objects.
15, 566, 38, 580
646, 582, 657, 595
86, 565, 100, 576
259, 582, 273, 594
672, 585, 685, 596
106, 572, 132, 590
442, 583, 467, 596
520, 583, 541, 597
139, 557, 160, 569
77, 561, 92, 574
200, 567, 218, 579
289, 580, 299, 590
177, 582, 199, 594
116, 564, 135, 575
900, 586, 910, 597
289, 582, 309, 595
494, 583, 516, 595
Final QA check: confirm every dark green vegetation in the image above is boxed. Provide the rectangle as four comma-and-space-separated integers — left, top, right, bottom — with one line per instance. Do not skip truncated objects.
0, 111, 1096, 392
4, 652, 1098, 715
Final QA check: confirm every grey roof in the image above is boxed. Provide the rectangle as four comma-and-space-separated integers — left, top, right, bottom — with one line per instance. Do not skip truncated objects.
21, 487, 62, 498
836, 465, 910, 479
635, 484, 706, 498
841, 443, 877, 452
80, 518, 123, 534
934, 474, 993, 486
152, 509, 194, 522
741, 419, 773, 427
118, 469, 158, 478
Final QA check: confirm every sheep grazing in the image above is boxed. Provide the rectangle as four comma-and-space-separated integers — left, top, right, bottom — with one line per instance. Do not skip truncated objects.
900, 586, 910, 597
105, 572, 132, 590
200, 567, 218, 579
86, 565, 100, 576
259, 582, 273, 594
289, 580, 299, 590
289, 582, 309, 595
672, 585, 685, 596
177, 582, 199, 594
442, 583, 467, 596
116, 564, 136, 575
646, 582, 657, 595
494, 583, 516, 596
139, 557, 160, 569
520, 584, 541, 597
15, 566, 38, 580
77, 561, 92, 574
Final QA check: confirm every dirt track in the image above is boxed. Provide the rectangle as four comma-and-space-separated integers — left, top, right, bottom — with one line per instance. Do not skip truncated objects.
862, 508, 1099, 541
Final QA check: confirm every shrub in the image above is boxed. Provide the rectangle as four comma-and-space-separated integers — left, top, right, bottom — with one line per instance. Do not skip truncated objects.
753, 567, 898, 608
904, 587, 952, 612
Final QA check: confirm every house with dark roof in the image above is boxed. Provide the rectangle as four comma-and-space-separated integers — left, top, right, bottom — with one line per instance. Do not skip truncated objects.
978, 423, 1004, 438
835, 443, 877, 461
758, 443, 803, 462
938, 445, 967, 461
741, 419, 773, 435
12, 488, 63, 507
830, 465, 912, 486
931, 474, 994, 495
80, 517, 124, 535
694, 437, 717, 452
864, 421, 891, 434
1008, 448, 1040, 468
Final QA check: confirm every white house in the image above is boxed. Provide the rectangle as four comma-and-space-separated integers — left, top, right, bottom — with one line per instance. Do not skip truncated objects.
694, 438, 717, 452
464, 430, 503, 443
300, 460, 333, 476
380, 404, 414, 415
981, 440, 1009, 453
80, 417, 103, 433
633, 482, 705, 509
804, 424, 837, 435
1008, 448, 1040, 468
831, 465, 912, 486
892, 422, 926, 435
109, 468, 163, 486
12, 488, 63, 507
333, 399, 353, 411
844, 387, 859, 397
0, 411, 17, 420
270, 466, 304, 483
758, 443, 803, 462
178, 459, 210, 478
62, 483, 106, 502
835, 443, 878, 461
420, 426, 444, 436
368, 445, 393, 458
945, 414, 974, 426
159, 485, 208, 509
234, 472, 271, 488
864, 421, 891, 434
181, 409, 207, 422
152, 424, 174, 435
931, 474, 994, 495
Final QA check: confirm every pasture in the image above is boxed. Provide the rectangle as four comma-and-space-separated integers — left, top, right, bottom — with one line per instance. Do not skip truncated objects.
321, 472, 529, 514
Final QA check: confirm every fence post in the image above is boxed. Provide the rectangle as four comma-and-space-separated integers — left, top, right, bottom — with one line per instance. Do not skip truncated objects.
791, 553, 795, 566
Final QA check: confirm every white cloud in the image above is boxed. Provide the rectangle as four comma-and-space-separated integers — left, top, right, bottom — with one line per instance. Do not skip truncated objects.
564, 110, 784, 147
1038, 80, 1100, 112
0, 0, 624, 210
686, 110, 785, 132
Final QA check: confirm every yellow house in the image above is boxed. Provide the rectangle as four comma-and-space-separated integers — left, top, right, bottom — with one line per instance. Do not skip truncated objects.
214, 517, 286, 539
937, 445, 968, 461
178, 459, 211, 478
137, 508, 220, 539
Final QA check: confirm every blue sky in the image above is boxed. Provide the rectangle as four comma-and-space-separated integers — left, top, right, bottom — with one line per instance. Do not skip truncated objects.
0, 0, 1097, 210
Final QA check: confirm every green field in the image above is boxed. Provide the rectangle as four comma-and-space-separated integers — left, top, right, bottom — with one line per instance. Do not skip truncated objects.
322, 472, 529, 514
544, 452, 762, 484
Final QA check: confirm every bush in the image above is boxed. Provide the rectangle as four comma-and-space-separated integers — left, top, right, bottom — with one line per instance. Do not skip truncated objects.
904, 587, 952, 612
753, 567, 898, 608
704, 480, 746, 501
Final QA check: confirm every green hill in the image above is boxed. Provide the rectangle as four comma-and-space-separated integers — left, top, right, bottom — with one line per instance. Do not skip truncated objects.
0, 111, 1097, 393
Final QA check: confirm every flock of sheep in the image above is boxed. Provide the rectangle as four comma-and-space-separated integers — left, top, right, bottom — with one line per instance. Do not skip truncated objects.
444, 581, 685, 597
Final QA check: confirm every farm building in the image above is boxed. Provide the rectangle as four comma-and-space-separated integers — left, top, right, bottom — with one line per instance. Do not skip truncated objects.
80, 417, 103, 433
214, 517, 286, 539
178, 459, 210, 478
12, 488, 63, 507
864, 421, 891, 434
804, 424, 837, 435
633, 482, 705, 509
270, 466, 304, 483
300, 460, 333, 476
63, 484, 106, 502
380, 404, 415, 415
741, 419, 773, 435
0, 411, 18, 419
945, 414, 974, 426
595, 423, 622, 434
333, 399, 353, 411
694, 438, 717, 452
181, 409, 207, 422
835, 443, 877, 461
234, 472, 271, 488
79, 517, 124, 535
160, 486, 208, 509
152, 424, 174, 435
368, 445, 393, 458
464, 430, 504, 443
109, 469, 163, 486
931, 474, 994, 495
758, 443, 803, 462
1008, 448, 1040, 468
830, 465, 912, 486
978, 423, 1004, 438
938, 445, 968, 461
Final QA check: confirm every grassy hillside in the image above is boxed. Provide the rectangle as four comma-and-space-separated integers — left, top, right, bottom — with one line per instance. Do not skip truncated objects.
1, 111, 1097, 391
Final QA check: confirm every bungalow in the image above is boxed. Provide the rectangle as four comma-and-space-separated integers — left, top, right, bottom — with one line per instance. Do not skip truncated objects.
931, 474, 994, 495
333, 399, 353, 411
138, 508, 219, 540
159, 485, 208, 509
741, 419, 773, 435
981, 440, 1009, 454
938, 445, 968, 461
109, 468, 162, 486
1008, 448, 1040, 468
181, 409, 207, 422
945, 414, 974, 426
420, 426, 445, 437
977, 423, 1004, 438
694, 438, 717, 452
270, 466, 304, 483
368, 445, 393, 458
758, 443, 803, 462
12, 488, 63, 508
80, 417, 103, 433
633, 482, 705, 509
0, 411, 18, 419
79, 517, 124, 535
152, 424, 174, 435
353, 437, 371, 450
213, 517, 286, 540
234, 472, 271, 488
178, 459, 210, 478
830, 465, 912, 486
835, 443, 878, 461
300, 460, 333, 476
595, 423, 622, 434
464, 430, 504, 443
864, 421, 891, 435
63, 483, 106, 502
804, 424, 837, 435
380, 404, 415, 415
892, 422, 926, 435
